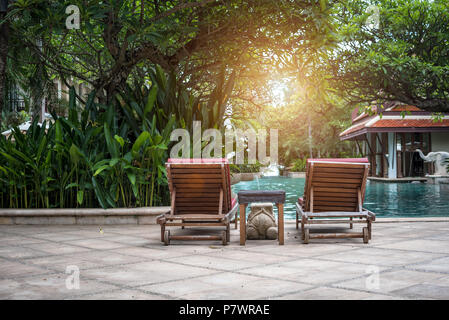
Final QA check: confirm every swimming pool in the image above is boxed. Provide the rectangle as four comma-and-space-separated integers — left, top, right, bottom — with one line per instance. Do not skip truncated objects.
232, 176, 449, 218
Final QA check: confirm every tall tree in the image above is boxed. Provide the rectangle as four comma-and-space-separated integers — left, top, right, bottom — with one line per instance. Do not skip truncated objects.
2, 0, 338, 110
0, 0, 10, 114
332, 0, 449, 112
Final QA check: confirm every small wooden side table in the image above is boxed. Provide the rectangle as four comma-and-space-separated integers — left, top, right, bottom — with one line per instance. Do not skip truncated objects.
237, 190, 286, 245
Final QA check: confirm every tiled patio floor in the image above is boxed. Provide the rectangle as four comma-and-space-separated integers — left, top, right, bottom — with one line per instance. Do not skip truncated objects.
1, 221, 449, 299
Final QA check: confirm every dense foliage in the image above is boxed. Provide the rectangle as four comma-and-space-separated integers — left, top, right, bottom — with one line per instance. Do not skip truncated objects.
1, 0, 449, 208
230, 162, 262, 174
1, 0, 335, 115
0, 68, 191, 208
291, 158, 307, 172
332, 0, 449, 112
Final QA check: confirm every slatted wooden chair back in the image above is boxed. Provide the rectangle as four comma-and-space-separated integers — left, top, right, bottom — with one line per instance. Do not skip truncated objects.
303, 159, 369, 213
166, 159, 232, 216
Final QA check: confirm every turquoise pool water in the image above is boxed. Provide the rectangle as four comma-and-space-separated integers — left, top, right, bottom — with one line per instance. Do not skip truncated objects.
232, 176, 449, 218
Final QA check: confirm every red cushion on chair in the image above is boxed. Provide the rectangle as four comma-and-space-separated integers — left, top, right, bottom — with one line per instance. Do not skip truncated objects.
167, 158, 229, 163
231, 197, 237, 208
307, 158, 369, 163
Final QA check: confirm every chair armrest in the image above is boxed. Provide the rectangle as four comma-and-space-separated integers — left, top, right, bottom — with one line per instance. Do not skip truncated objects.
156, 213, 168, 224
224, 203, 239, 223
363, 208, 376, 221
296, 202, 307, 219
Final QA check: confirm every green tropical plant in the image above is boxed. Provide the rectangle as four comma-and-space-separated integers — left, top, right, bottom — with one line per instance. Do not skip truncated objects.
230, 161, 262, 174
0, 80, 175, 208
0, 62, 236, 209
291, 158, 307, 172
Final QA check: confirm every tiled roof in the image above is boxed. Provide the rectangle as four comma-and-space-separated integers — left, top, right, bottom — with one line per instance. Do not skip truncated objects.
339, 122, 368, 137
371, 119, 449, 128
352, 112, 371, 122
387, 105, 422, 112
340, 116, 449, 139
341, 101, 449, 140
351, 104, 422, 123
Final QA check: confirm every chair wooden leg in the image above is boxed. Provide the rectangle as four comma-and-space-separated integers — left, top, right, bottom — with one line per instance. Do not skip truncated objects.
226, 224, 230, 243
363, 227, 369, 244
296, 210, 299, 230
277, 203, 284, 245
304, 228, 310, 244
160, 224, 165, 242
181, 219, 185, 229
301, 216, 306, 240
164, 230, 170, 246
240, 204, 246, 245
368, 220, 372, 240
222, 231, 227, 246
350, 217, 353, 229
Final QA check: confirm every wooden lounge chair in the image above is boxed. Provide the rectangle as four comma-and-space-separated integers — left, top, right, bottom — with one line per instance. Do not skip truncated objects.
296, 158, 376, 244
157, 158, 238, 245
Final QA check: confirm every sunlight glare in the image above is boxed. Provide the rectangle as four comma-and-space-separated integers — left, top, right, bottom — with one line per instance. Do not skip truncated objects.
269, 80, 288, 107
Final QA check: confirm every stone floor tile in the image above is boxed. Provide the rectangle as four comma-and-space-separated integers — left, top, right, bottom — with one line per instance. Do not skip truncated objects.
25, 254, 105, 271
141, 272, 312, 300
320, 247, 444, 267
334, 269, 445, 295
1, 223, 449, 299
24, 242, 90, 255
0, 245, 48, 259
0, 274, 119, 299
376, 239, 449, 254
406, 256, 449, 274
273, 286, 382, 300
391, 283, 449, 299
26, 250, 145, 272
71, 288, 168, 300
0, 235, 49, 246
110, 247, 189, 260
163, 254, 262, 271
204, 249, 294, 264
240, 242, 356, 258
0, 258, 52, 279
238, 259, 372, 286
82, 260, 218, 287
64, 238, 130, 250
29, 232, 89, 242
96, 235, 154, 246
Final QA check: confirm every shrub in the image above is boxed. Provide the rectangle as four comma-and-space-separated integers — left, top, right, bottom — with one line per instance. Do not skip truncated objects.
0, 87, 174, 209
291, 158, 307, 172
230, 161, 262, 173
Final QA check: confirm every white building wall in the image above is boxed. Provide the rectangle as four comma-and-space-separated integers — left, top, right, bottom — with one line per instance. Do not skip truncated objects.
387, 132, 397, 178
431, 133, 449, 152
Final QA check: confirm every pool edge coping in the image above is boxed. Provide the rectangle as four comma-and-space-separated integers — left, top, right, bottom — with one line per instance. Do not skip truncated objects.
285, 217, 449, 223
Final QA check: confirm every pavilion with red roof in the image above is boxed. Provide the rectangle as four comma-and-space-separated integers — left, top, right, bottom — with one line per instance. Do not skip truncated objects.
340, 102, 449, 178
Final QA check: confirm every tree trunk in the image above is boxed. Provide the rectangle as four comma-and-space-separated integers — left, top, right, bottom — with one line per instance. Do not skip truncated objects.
0, 3, 11, 115
308, 114, 313, 158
